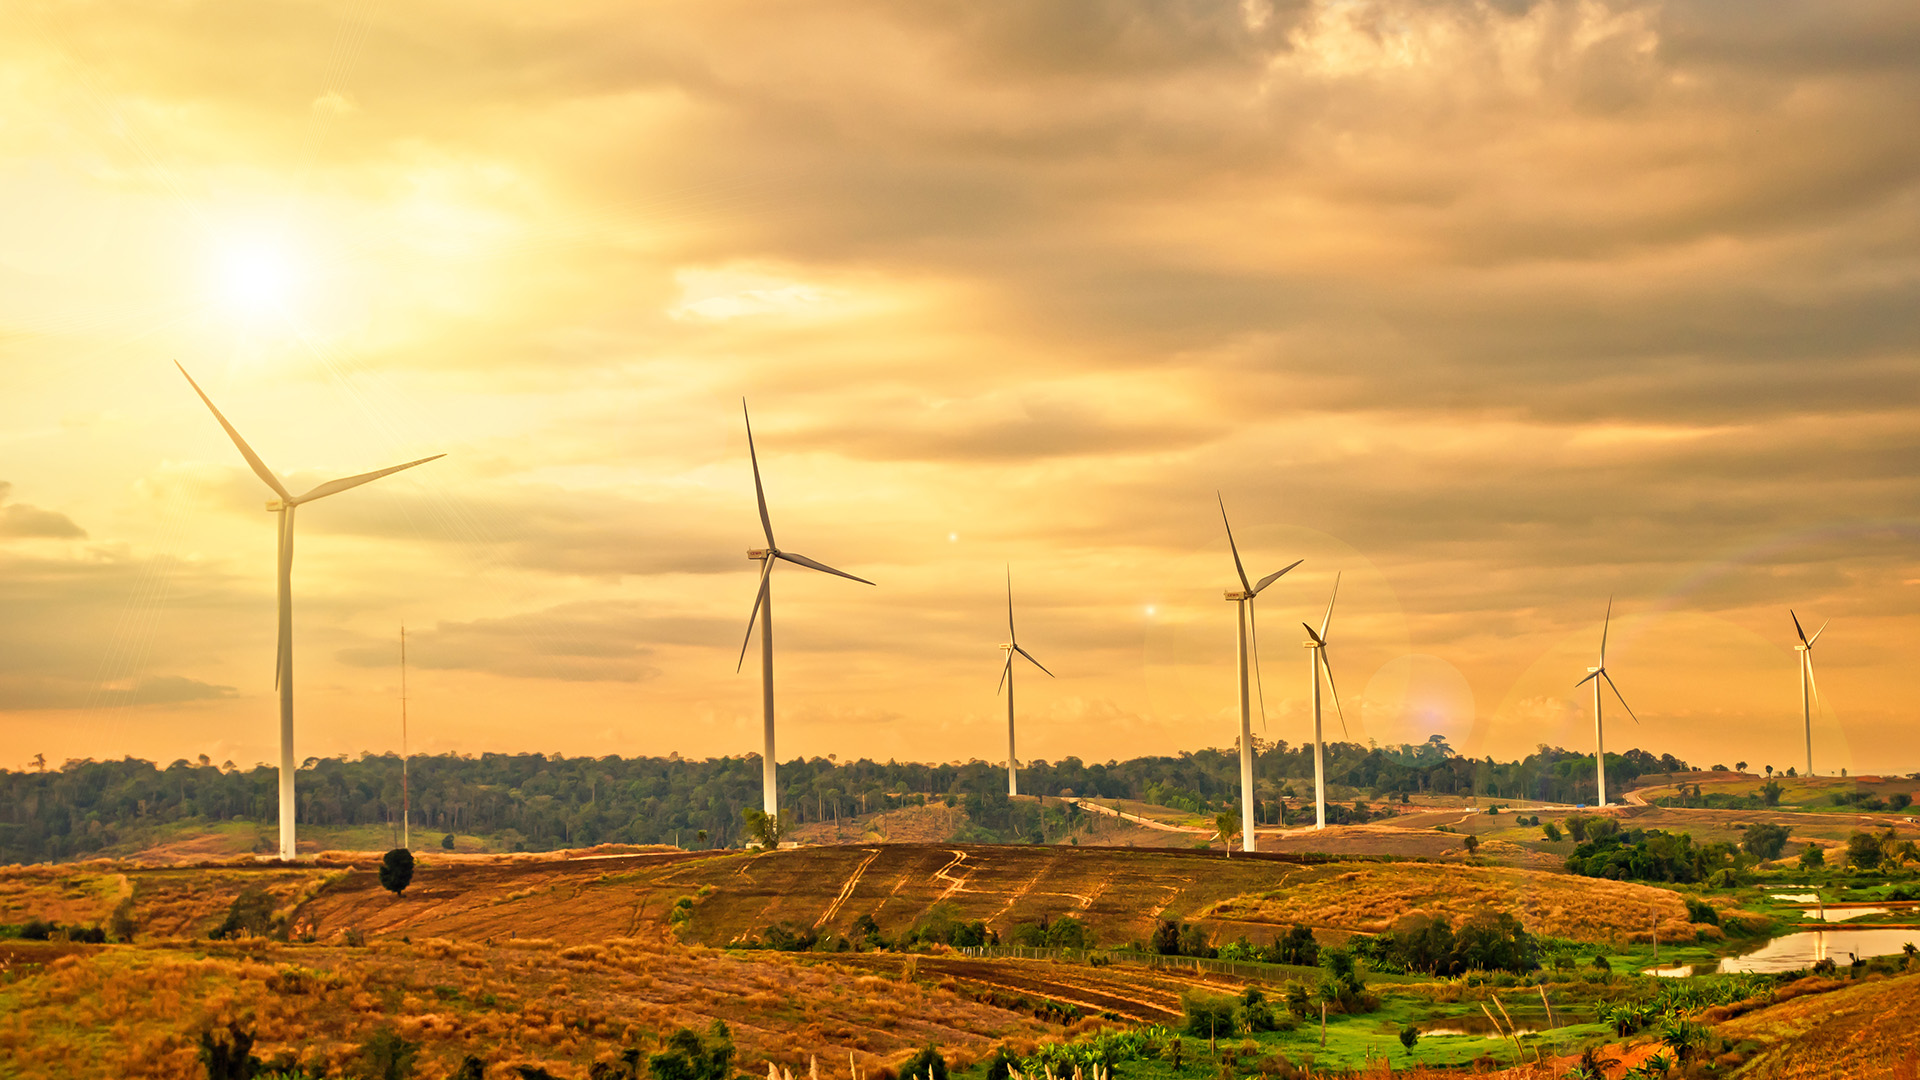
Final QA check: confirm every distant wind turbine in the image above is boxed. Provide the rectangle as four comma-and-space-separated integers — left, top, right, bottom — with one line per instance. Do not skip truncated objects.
1301, 573, 1344, 830
1219, 495, 1302, 852
1791, 611, 1829, 777
1574, 599, 1638, 808
735, 401, 874, 820
177, 362, 443, 862
997, 568, 1055, 797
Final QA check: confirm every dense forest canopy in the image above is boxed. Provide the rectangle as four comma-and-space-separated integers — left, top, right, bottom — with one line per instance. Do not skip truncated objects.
0, 737, 1688, 864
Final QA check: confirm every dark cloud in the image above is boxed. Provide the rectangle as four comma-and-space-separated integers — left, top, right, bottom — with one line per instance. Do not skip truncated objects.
0, 482, 86, 539
334, 600, 728, 681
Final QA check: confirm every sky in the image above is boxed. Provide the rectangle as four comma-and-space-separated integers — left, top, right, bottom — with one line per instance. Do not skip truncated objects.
2, 0, 1917, 777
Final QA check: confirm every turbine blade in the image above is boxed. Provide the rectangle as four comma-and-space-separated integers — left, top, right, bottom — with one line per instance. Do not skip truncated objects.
293, 455, 445, 504
1601, 669, 1639, 724
1319, 572, 1342, 639
1322, 650, 1347, 737
1575, 671, 1600, 688
735, 557, 773, 673
1249, 599, 1268, 731
1014, 644, 1055, 678
1805, 654, 1822, 715
176, 362, 291, 502
1006, 566, 1016, 643
1791, 609, 1809, 647
1301, 622, 1324, 647
776, 550, 875, 586
1218, 492, 1252, 594
1808, 619, 1828, 648
743, 400, 776, 549
1253, 559, 1303, 596
997, 651, 1012, 694
1600, 596, 1613, 664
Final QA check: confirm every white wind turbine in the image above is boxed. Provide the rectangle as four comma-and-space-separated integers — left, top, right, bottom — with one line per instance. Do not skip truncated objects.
1791, 610, 1829, 777
735, 401, 875, 820
1301, 573, 1345, 830
1574, 599, 1638, 808
177, 362, 443, 862
997, 568, 1055, 798
1219, 495, 1302, 852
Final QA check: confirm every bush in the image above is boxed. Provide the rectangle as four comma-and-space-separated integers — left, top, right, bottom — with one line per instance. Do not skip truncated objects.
1182, 993, 1238, 1039
379, 849, 415, 896
1684, 897, 1720, 925
441, 834, 456, 850
1240, 986, 1278, 1032
896, 1046, 947, 1080
648, 1021, 734, 1080
355, 1025, 418, 1080
212, 887, 279, 940
1542, 822, 1563, 842
1742, 823, 1791, 860
197, 1021, 263, 1080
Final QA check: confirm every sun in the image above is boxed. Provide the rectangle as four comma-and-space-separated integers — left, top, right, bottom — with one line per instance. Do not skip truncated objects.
213, 237, 302, 320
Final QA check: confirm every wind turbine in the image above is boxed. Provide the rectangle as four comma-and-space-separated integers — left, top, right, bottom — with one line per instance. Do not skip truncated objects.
1791, 611, 1828, 777
735, 401, 875, 821
1301, 573, 1345, 830
1574, 599, 1638, 808
1219, 494, 1302, 852
176, 362, 443, 862
996, 568, 1055, 798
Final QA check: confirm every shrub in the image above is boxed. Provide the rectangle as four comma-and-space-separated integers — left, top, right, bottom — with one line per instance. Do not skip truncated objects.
197, 1021, 263, 1080
1801, 843, 1826, 870
379, 849, 416, 896
1240, 986, 1278, 1032
355, 1025, 418, 1080
896, 1046, 947, 1080
1542, 822, 1563, 842
1398, 1024, 1418, 1051
213, 887, 279, 939
441, 834, 456, 851
1181, 993, 1238, 1039
648, 1021, 734, 1080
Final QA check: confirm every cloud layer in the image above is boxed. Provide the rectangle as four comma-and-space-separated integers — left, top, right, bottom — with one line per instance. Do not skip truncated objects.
1, 0, 1915, 774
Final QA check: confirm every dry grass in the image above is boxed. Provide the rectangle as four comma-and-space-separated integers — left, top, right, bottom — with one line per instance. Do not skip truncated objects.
0, 932, 1056, 1079
1709, 970, 1920, 1078
1204, 861, 1693, 942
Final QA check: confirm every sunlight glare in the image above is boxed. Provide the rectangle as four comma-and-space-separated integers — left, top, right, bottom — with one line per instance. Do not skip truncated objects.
214, 238, 301, 320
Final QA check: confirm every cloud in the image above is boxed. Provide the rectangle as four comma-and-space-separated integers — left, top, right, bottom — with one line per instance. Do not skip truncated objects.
0, 673, 236, 710
0, 482, 86, 539
334, 600, 730, 682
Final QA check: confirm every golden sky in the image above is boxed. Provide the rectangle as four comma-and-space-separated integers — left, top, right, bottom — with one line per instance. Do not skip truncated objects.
3, 1, 1917, 775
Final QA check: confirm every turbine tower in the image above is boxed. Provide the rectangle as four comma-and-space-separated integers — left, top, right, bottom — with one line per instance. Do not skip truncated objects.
735, 401, 874, 820
997, 568, 1055, 797
1219, 494, 1302, 852
1574, 599, 1638, 808
1791, 611, 1828, 777
177, 363, 443, 862
1301, 573, 1345, 830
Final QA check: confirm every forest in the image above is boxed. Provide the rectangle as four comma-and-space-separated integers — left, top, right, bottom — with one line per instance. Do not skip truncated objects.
0, 736, 1688, 864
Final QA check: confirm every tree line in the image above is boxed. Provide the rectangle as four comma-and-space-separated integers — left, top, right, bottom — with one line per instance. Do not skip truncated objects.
0, 736, 1688, 864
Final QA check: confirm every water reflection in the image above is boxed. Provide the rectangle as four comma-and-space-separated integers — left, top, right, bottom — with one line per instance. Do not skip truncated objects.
1645, 964, 1695, 978
1769, 893, 1818, 903
1718, 928, 1920, 973
1804, 906, 1890, 922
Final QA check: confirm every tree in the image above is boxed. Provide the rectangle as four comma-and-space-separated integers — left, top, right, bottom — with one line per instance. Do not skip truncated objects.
1152, 918, 1184, 956
1181, 993, 1238, 1039
1542, 821, 1563, 842
648, 1022, 734, 1080
1213, 811, 1240, 856
440, 834, 455, 851
1761, 781, 1784, 807
379, 848, 415, 896
1800, 843, 1826, 870
1846, 831, 1884, 870
197, 1021, 262, 1080
1742, 823, 1791, 861
1399, 1024, 1419, 1052
1463, 834, 1480, 855
1765, 765, 1773, 777
742, 809, 786, 850
1736, 761, 1747, 773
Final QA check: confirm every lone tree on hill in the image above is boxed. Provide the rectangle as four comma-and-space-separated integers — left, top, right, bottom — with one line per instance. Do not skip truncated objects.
742, 808, 786, 850
379, 848, 415, 896
1214, 811, 1241, 857
1463, 834, 1481, 856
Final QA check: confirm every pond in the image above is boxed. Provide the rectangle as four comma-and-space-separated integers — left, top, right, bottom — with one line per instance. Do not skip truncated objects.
1804, 905, 1890, 922
1645, 964, 1696, 978
1717, 928, 1920, 973
1769, 893, 1818, 903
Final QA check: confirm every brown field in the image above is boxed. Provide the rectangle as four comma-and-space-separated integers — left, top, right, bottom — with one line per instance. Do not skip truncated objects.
1708, 970, 1920, 1078
1203, 861, 1694, 943
0, 934, 1060, 1079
